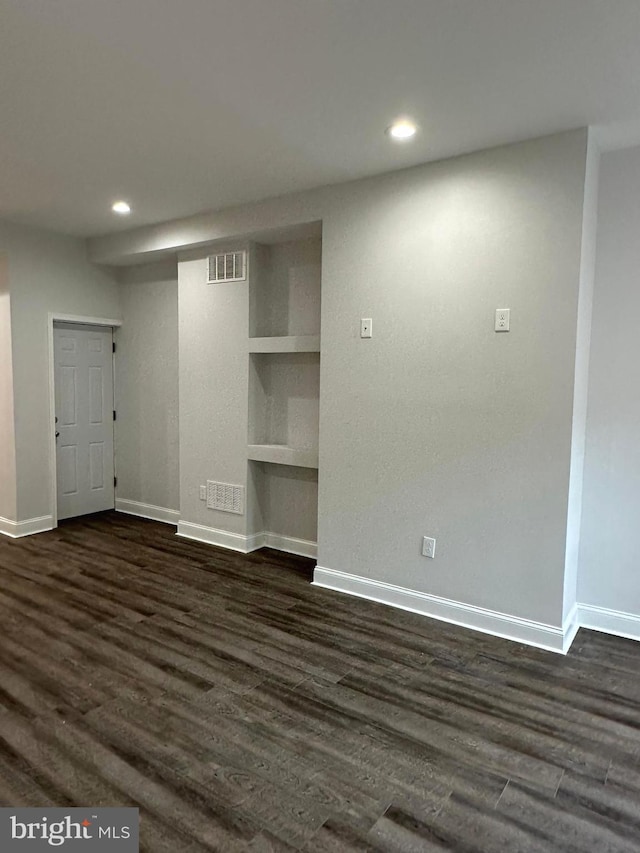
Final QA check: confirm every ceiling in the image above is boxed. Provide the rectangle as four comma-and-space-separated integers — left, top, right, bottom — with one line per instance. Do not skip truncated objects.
2, 0, 640, 238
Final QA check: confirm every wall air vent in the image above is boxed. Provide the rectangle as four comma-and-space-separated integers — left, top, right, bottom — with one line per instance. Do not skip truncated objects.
207, 251, 247, 284
206, 480, 245, 514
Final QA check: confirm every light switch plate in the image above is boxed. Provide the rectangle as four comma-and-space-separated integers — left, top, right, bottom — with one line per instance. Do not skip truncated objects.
360, 318, 372, 338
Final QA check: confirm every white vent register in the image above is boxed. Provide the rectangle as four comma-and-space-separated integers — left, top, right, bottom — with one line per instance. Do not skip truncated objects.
206, 480, 245, 514
207, 251, 246, 284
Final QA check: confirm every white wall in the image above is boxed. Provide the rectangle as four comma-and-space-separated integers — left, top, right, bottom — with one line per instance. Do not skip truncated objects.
317, 131, 588, 628
0, 219, 120, 522
579, 145, 640, 620
90, 129, 590, 641
116, 261, 179, 514
178, 248, 250, 536
0, 253, 17, 523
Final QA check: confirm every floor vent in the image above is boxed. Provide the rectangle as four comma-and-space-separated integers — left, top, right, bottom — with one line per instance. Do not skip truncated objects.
207, 251, 246, 284
206, 480, 245, 514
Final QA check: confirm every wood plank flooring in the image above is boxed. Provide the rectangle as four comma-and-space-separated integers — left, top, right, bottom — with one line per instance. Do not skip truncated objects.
0, 512, 639, 851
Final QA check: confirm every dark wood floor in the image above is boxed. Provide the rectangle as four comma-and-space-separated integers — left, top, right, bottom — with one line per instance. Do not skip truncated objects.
0, 513, 639, 851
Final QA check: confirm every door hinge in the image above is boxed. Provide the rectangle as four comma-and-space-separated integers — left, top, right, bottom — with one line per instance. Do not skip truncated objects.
113, 410, 117, 421
114, 476, 117, 488
112, 341, 116, 354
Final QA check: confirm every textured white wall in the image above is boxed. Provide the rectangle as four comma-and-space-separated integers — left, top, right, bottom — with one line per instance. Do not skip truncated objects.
178, 251, 250, 534
316, 131, 587, 627
116, 261, 179, 512
579, 145, 640, 614
91, 129, 588, 629
0, 253, 17, 522
0, 219, 120, 521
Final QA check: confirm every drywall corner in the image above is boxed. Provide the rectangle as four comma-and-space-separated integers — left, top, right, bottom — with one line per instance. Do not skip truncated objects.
0, 252, 17, 523
577, 142, 640, 618
563, 129, 600, 621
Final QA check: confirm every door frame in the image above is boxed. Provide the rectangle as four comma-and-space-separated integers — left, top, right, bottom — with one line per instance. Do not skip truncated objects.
48, 313, 122, 529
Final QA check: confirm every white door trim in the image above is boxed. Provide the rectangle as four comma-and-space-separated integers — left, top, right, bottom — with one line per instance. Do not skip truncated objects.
48, 313, 122, 529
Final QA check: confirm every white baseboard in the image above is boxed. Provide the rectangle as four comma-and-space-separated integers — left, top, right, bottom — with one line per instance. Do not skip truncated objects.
245, 532, 266, 552
177, 521, 252, 552
176, 521, 317, 558
577, 603, 640, 643
0, 510, 636, 654
115, 499, 180, 526
262, 532, 317, 559
562, 603, 580, 654
313, 566, 572, 654
0, 515, 54, 539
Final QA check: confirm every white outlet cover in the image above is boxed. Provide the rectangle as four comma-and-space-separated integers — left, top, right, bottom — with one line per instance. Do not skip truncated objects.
422, 536, 436, 558
495, 308, 510, 332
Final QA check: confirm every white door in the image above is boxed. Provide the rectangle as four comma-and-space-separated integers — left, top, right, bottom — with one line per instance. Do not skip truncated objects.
54, 323, 115, 520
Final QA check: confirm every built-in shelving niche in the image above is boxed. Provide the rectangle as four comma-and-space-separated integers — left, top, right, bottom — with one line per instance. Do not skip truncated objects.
248, 351, 320, 462
247, 231, 322, 557
249, 237, 321, 340
248, 462, 319, 555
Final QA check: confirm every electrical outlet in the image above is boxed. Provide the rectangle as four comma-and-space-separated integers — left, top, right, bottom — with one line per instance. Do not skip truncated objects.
422, 536, 436, 559
199, 485, 207, 501
360, 318, 372, 338
495, 308, 510, 332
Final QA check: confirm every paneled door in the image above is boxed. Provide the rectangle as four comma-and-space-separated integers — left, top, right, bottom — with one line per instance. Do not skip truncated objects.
54, 323, 115, 520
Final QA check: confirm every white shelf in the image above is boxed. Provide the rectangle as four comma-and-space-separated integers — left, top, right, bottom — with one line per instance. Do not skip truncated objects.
248, 444, 319, 469
246, 237, 321, 551
248, 335, 320, 354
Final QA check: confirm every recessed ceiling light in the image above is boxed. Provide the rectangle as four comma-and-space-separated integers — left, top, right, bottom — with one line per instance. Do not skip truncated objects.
387, 120, 418, 140
112, 200, 131, 215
